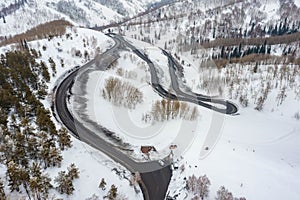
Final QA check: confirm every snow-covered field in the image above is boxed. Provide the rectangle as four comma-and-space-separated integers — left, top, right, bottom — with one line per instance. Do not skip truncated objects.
1, 0, 300, 198
169, 100, 300, 199
69, 43, 200, 161
164, 45, 300, 199
65, 34, 300, 199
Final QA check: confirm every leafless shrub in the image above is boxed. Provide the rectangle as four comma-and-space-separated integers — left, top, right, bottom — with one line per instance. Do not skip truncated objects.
102, 77, 143, 109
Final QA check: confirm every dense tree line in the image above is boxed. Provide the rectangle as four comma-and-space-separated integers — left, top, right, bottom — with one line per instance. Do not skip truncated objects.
0, 49, 75, 199
214, 41, 271, 60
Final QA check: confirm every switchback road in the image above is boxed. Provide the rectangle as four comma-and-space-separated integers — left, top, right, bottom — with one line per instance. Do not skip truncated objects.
54, 33, 238, 200
54, 35, 172, 200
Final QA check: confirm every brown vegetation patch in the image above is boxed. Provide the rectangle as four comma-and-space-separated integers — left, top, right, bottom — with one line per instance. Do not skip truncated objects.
202, 32, 300, 48
214, 54, 300, 68
0, 20, 73, 47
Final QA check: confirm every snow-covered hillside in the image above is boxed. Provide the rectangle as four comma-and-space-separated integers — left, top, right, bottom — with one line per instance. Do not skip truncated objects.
102, 1, 300, 198
122, 0, 300, 50
0, 0, 300, 199
0, 0, 159, 37
0, 0, 120, 36
0, 27, 142, 200
167, 61, 300, 200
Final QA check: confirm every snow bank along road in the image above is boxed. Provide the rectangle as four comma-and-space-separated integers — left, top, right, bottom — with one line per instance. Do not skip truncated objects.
54, 34, 172, 200
54, 33, 238, 200
111, 33, 238, 115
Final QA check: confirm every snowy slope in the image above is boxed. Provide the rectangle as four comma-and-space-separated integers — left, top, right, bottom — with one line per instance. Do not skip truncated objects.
0, 0, 157, 37
0, 0, 119, 36
0, 27, 142, 200
168, 102, 300, 200
1, 0, 300, 199
123, 0, 300, 51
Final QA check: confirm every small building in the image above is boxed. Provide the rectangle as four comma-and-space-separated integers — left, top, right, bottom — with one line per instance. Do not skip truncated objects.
140, 146, 156, 154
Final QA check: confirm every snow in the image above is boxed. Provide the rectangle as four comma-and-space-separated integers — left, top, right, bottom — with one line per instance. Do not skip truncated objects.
0, 0, 123, 37
0, 27, 142, 199
0, 2, 74, 37
50, 138, 142, 200
32, 27, 113, 89
146, 47, 172, 89
60, 32, 300, 199
0, 0, 160, 37
169, 102, 300, 199
120, 10, 300, 198
166, 59, 300, 199
1, 0, 300, 199
259, 0, 280, 22
0, 138, 142, 200
71, 47, 202, 160
295, 0, 300, 7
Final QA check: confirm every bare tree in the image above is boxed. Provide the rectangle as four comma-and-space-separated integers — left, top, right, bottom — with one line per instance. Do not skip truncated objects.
102, 77, 143, 109
276, 86, 287, 106
216, 186, 233, 200
186, 175, 211, 200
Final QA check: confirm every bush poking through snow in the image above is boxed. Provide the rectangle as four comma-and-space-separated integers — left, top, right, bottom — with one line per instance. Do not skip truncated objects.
106, 184, 118, 200
186, 174, 211, 200
216, 186, 247, 200
143, 99, 199, 123
102, 77, 143, 109
99, 178, 107, 190
294, 112, 300, 120
216, 186, 233, 200
85, 194, 100, 200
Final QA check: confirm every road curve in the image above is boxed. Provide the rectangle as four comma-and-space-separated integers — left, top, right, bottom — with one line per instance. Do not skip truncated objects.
53, 35, 172, 200
53, 33, 238, 200
162, 49, 238, 114
109, 33, 238, 115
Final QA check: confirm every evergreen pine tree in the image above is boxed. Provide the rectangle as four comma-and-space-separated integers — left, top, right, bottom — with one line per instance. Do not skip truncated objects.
67, 163, 79, 180
57, 127, 72, 151
29, 164, 52, 200
0, 179, 6, 200
55, 171, 74, 195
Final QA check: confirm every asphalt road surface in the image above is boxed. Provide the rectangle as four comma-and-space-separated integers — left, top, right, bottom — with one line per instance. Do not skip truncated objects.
110, 33, 238, 115
54, 35, 172, 200
54, 33, 238, 200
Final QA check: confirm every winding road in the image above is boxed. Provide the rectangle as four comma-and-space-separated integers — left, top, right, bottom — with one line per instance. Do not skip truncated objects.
53, 33, 238, 200
110, 33, 238, 114
54, 34, 172, 200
